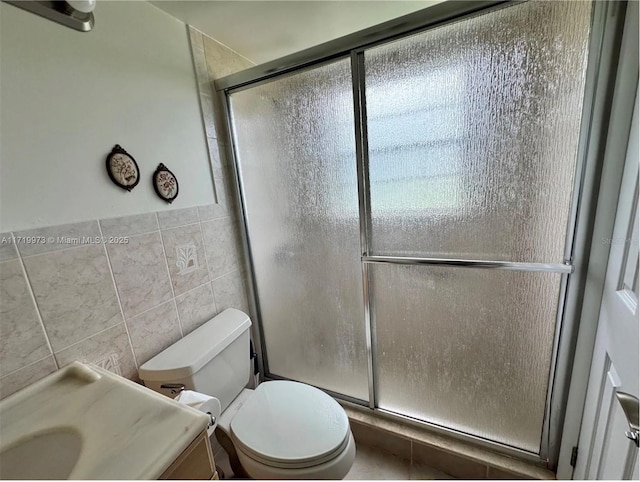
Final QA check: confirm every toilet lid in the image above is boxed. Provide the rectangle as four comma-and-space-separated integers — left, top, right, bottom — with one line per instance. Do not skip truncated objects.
230, 381, 350, 468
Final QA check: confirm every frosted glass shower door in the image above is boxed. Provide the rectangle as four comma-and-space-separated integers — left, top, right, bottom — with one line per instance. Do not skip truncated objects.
229, 59, 369, 400
364, 1, 592, 452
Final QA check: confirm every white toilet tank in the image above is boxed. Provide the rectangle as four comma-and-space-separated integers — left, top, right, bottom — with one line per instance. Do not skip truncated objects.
138, 308, 252, 411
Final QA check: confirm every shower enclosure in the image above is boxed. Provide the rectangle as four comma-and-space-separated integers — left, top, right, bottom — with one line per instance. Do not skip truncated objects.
216, 0, 619, 465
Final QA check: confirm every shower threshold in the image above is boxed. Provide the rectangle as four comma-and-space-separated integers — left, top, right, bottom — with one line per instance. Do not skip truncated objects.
340, 401, 556, 480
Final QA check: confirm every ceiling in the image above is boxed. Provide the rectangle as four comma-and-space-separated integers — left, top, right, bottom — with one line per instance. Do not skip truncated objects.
151, 1, 440, 65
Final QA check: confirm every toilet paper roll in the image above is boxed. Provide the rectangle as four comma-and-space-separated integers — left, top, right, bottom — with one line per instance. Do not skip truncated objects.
174, 390, 221, 433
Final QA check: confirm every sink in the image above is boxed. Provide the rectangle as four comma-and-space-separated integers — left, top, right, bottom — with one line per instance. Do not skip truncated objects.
0, 362, 210, 479
0, 429, 82, 479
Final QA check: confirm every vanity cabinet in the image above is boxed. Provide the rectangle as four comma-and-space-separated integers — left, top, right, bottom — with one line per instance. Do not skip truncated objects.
159, 430, 218, 480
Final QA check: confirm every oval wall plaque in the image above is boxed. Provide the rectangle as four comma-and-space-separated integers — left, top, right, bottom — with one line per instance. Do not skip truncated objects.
105, 144, 140, 191
153, 163, 179, 203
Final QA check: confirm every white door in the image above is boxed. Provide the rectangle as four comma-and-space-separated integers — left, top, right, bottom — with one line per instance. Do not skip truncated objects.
573, 83, 639, 479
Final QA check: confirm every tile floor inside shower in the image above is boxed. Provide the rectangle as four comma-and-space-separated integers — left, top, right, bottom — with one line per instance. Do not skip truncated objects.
212, 438, 454, 480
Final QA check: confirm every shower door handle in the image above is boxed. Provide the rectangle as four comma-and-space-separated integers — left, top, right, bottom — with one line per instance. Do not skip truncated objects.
615, 391, 639, 447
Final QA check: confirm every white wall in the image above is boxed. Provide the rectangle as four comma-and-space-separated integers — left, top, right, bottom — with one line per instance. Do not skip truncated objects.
0, 1, 214, 231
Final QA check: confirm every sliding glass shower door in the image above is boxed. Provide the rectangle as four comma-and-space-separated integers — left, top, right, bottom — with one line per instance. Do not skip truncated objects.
229, 59, 369, 400
363, 1, 592, 453
227, 0, 594, 457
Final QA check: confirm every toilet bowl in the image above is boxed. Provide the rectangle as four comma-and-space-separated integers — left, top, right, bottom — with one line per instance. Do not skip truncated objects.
218, 382, 356, 479
138, 309, 356, 479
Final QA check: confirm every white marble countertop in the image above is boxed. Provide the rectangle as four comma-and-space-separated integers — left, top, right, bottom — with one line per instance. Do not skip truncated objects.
0, 362, 209, 479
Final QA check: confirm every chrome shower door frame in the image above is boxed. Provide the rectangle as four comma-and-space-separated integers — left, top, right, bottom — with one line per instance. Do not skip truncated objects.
216, 0, 623, 468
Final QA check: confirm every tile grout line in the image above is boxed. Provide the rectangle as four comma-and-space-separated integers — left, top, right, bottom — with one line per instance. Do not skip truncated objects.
0, 354, 55, 380
191, 24, 255, 69
199, 208, 229, 223
199, 219, 221, 309
210, 281, 219, 314
196, 202, 229, 222
100, 216, 159, 238
160, 221, 201, 231
176, 279, 212, 299
157, 213, 183, 337
211, 267, 241, 282
13, 231, 59, 370
98, 221, 140, 370
124, 297, 180, 323
18, 237, 96, 260
169, 298, 181, 341
14, 217, 106, 230
197, 218, 216, 316
55, 317, 133, 355
104, 227, 159, 237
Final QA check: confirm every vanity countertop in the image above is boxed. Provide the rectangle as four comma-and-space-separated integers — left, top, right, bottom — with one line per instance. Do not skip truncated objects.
0, 362, 209, 479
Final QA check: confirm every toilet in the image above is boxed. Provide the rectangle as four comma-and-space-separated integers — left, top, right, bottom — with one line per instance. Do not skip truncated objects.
138, 308, 356, 479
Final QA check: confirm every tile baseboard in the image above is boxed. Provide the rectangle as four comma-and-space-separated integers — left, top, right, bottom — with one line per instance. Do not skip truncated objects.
341, 401, 556, 480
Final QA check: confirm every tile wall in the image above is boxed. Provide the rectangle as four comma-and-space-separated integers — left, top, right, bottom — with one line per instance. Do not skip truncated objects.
0, 28, 255, 399
188, 25, 254, 216
0, 206, 249, 398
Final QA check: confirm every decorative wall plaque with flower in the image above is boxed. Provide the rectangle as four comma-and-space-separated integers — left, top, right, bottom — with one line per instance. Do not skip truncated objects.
105, 145, 140, 191
153, 163, 179, 203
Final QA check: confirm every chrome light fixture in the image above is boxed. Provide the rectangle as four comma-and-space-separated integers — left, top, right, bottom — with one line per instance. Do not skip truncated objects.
4, 0, 95, 32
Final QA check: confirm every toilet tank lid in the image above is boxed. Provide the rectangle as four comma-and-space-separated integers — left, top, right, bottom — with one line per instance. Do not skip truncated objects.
138, 308, 251, 381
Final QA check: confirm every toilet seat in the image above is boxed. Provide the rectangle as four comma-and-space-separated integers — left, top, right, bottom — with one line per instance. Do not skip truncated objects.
230, 381, 350, 469
235, 431, 356, 479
